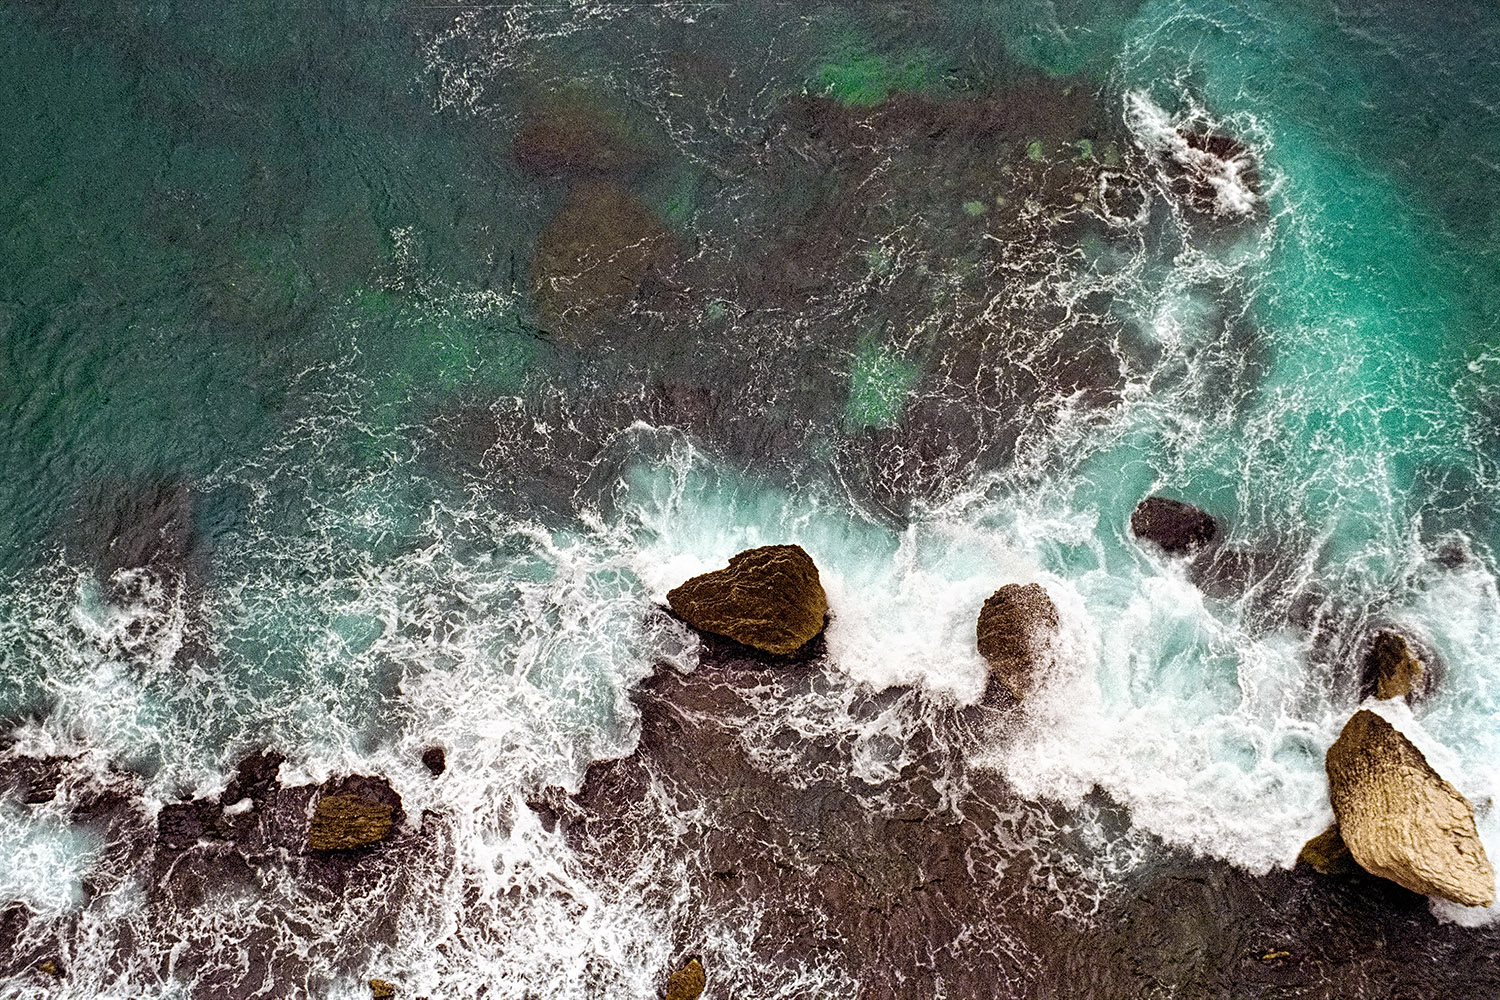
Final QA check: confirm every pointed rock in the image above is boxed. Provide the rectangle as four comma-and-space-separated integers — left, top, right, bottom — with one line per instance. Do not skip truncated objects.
667, 545, 828, 656
1325, 710, 1494, 906
976, 583, 1059, 699
1366, 631, 1427, 702
1297, 824, 1357, 876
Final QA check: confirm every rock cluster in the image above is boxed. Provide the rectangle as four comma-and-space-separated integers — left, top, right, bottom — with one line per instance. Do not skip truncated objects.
1325, 710, 1493, 906
667, 545, 828, 656
976, 583, 1060, 699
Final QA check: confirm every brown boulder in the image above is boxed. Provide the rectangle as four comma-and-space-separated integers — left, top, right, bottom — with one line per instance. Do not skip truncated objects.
369, 980, 396, 999
667, 545, 828, 656
306, 776, 402, 852
1325, 710, 1494, 906
976, 583, 1060, 700
531, 180, 672, 344
1130, 496, 1219, 555
1366, 631, 1427, 701
664, 958, 705, 1000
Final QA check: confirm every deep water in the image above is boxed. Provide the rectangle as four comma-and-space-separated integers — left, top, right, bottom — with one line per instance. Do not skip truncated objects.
2, 1, 1500, 997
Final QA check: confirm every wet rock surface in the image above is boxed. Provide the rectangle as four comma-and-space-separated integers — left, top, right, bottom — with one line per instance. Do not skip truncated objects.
307, 776, 403, 852
1326, 709, 1494, 906
558, 657, 1500, 999
667, 544, 829, 656
976, 582, 1060, 700
664, 957, 705, 1000
1131, 496, 1220, 555
1365, 631, 1428, 701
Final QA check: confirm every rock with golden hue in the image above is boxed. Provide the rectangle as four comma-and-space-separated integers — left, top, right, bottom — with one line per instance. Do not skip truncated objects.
369, 980, 396, 999
1367, 631, 1427, 702
531, 181, 672, 344
664, 958, 705, 1000
976, 583, 1059, 699
306, 776, 402, 852
667, 545, 828, 656
1297, 824, 1357, 876
1326, 710, 1494, 906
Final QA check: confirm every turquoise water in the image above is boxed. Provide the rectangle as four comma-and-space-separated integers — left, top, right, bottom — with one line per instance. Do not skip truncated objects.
3, 1, 1500, 996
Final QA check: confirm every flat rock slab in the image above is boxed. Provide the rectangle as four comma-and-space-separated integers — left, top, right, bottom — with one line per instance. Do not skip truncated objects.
667, 544, 828, 656
306, 776, 403, 852
1326, 710, 1494, 906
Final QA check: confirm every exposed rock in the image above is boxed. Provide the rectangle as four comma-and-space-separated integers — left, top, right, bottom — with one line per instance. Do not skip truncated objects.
666, 545, 829, 656
1366, 631, 1427, 702
421, 747, 446, 776
1166, 128, 1262, 218
220, 750, 285, 807
0, 755, 67, 804
531, 180, 673, 344
664, 957, 705, 1000
1297, 824, 1357, 876
369, 979, 397, 999
1326, 710, 1494, 906
306, 776, 402, 852
37, 958, 62, 977
513, 92, 655, 178
1131, 496, 1220, 555
976, 583, 1060, 699
157, 799, 227, 851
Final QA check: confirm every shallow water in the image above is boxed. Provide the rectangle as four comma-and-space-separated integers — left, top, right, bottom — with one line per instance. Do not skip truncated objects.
2, 1, 1500, 996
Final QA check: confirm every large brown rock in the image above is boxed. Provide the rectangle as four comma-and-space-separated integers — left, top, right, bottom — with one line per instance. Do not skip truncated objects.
1366, 631, 1427, 702
531, 180, 672, 344
1325, 710, 1494, 906
976, 583, 1060, 699
664, 958, 705, 1000
1130, 496, 1219, 555
306, 776, 402, 852
666, 545, 828, 656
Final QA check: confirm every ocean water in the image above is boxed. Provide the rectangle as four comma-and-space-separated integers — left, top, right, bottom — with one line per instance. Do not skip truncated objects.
2, 0, 1500, 996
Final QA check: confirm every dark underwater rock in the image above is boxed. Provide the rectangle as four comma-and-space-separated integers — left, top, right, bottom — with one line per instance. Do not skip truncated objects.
1297, 824, 1358, 876
1365, 631, 1428, 702
157, 799, 227, 851
976, 582, 1060, 700
531, 180, 673, 345
0, 755, 68, 804
1166, 127, 1262, 219
306, 776, 402, 852
666, 545, 829, 656
421, 747, 446, 776
220, 749, 285, 806
1326, 710, 1493, 906
513, 92, 656, 178
1131, 496, 1220, 555
664, 958, 705, 1000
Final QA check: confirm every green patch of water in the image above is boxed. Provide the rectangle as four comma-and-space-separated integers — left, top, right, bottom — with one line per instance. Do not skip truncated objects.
846, 338, 921, 430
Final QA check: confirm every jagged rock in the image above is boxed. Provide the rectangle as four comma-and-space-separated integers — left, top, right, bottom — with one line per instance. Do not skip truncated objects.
369, 979, 396, 999
666, 545, 828, 656
157, 800, 227, 851
220, 750, 284, 806
1297, 824, 1357, 876
306, 776, 402, 852
664, 958, 705, 1000
976, 583, 1060, 699
513, 92, 655, 178
1325, 710, 1494, 906
1131, 496, 1219, 555
531, 180, 673, 344
37, 958, 62, 977
421, 747, 446, 776
1366, 631, 1427, 702
1168, 128, 1262, 218
0, 755, 67, 804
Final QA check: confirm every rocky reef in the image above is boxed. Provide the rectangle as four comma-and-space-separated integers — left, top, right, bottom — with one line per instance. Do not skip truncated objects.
1131, 496, 1220, 555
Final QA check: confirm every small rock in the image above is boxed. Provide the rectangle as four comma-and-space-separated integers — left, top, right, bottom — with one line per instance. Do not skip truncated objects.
37, 958, 62, 977
1366, 631, 1427, 702
219, 750, 285, 807
307, 776, 402, 852
976, 583, 1060, 700
370, 979, 397, 998
1326, 710, 1494, 906
1130, 496, 1219, 555
1296, 823, 1357, 876
664, 958, 705, 1000
667, 545, 829, 656
421, 747, 446, 776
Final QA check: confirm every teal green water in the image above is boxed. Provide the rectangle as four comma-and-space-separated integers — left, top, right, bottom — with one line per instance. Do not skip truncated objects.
3, 0, 1500, 995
